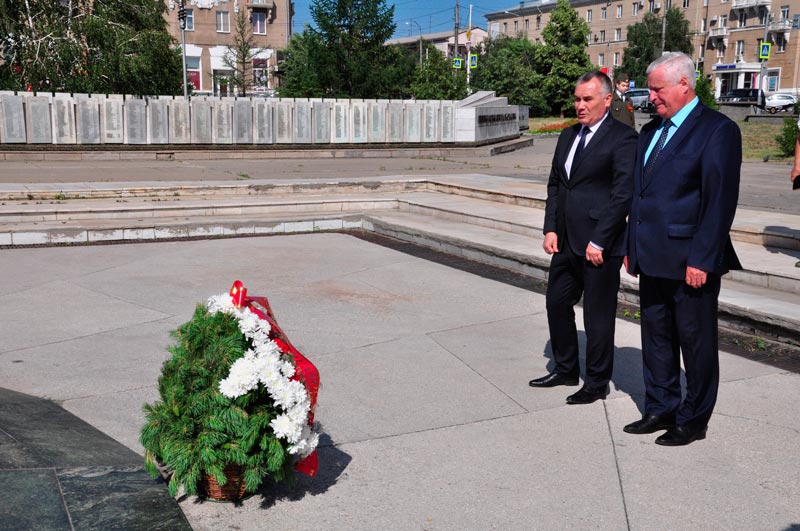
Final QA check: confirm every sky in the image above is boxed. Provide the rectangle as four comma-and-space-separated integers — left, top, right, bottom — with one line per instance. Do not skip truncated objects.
290, 1, 522, 38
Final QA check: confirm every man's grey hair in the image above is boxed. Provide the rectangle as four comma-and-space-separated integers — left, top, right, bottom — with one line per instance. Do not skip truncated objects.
576, 70, 613, 97
646, 52, 696, 89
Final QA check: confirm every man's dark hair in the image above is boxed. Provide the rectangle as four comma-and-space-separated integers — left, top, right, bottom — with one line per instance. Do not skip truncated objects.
577, 71, 613, 97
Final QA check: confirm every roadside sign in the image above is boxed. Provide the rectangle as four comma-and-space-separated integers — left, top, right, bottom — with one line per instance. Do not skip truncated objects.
469, 54, 477, 69
759, 42, 771, 60
452, 58, 463, 69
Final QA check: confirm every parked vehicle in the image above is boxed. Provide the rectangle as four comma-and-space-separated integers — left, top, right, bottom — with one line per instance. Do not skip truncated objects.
717, 88, 765, 108
625, 89, 651, 110
764, 93, 798, 114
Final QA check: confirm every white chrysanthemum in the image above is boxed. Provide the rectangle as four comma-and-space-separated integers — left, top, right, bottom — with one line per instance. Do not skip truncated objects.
289, 426, 319, 456
279, 360, 296, 378
270, 414, 302, 442
219, 357, 259, 398
287, 398, 311, 424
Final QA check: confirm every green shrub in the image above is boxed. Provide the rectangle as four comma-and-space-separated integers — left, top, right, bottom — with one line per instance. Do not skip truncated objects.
775, 116, 800, 157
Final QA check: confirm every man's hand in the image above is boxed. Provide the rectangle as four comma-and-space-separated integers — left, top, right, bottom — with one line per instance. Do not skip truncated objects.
585, 243, 604, 266
623, 256, 637, 278
543, 232, 559, 255
685, 266, 707, 289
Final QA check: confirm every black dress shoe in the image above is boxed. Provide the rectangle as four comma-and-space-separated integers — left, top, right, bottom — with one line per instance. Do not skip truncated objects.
528, 372, 579, 388
623, 413, 676, 434
566, 386, 609, 405
655, 425, 707, 446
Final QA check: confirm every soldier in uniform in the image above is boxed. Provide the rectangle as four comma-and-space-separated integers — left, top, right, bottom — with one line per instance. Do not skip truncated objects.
610, 72, 636, 129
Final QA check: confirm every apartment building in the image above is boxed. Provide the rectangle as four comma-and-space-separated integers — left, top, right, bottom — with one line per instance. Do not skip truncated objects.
485, 0, 800, 96
162, 0, 293, 96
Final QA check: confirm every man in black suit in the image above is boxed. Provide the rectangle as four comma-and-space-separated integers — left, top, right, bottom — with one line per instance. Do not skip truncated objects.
623, 52, 742, 446
529, 71, 637, 405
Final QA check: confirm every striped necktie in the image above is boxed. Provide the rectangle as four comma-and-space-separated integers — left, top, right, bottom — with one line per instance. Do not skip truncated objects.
644, 119, 673, 177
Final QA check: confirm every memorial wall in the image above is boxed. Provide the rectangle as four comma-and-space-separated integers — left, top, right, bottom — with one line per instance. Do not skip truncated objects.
0, 91, 522, 148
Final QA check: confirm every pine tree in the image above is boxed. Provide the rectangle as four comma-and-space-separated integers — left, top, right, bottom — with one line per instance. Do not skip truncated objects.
409, 43, 467, 101
222, 8, 264, 96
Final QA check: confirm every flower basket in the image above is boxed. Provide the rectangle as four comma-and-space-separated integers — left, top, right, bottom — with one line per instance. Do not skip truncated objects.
140, 280, 320, 500
202, 464, 248, 501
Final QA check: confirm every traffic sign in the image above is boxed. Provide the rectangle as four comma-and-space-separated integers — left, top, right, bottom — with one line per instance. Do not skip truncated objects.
452, 58, 463, 69
469, 54, 477, 69
759, 42, 771, 60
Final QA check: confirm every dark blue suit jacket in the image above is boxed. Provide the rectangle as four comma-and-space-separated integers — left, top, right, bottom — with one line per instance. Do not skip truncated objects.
543, 115, 637, 257
625, 102, 742, 279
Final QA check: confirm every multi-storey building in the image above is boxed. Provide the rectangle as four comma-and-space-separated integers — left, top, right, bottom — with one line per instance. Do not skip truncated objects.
485, 0, 800, 96
162, 0, 293, 96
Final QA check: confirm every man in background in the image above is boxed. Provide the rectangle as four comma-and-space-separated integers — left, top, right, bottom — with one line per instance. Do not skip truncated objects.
610, 72, 636, 129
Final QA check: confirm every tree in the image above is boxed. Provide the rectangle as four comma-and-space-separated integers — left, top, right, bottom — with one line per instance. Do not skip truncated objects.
695, 75, 717, 110
536, 0, 593, 116
222, 8, 264, 96
471, 35, 548, 115
0, 0, 182, 95
409, 43, 467, 100
278, 30, 328, 98
280, 0, 403, 98
621, 8, 693, 86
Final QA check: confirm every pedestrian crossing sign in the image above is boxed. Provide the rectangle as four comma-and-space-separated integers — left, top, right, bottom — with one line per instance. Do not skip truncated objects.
469, 54, 478, 69
759, 42, 771, 60
452, 58, 463, 69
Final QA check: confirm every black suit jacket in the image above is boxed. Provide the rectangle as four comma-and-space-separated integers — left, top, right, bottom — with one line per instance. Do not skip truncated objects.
543, 115, 637, 257
625, 102, 742, 279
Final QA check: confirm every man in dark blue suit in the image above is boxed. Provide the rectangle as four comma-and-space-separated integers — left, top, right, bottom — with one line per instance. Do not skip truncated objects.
623, 52, 742, 446
529, 71, 637, 405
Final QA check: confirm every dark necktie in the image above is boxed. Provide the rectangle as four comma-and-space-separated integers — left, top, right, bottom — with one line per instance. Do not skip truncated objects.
643, 119, 673, 177
573, 126, 588, 166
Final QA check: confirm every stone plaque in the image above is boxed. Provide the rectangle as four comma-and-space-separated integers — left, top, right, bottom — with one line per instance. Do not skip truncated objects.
387, 103, 404, 143
148, 99, 169, 144
368, 102, 386, 143
191, 100, 212, 144
404, 103, 423, 143
351, 101, 368, 143
422, 102, 439, 143
0, 95, 26, 143
234, 100, 253, 144
213, 100, 233, 144
25, 96, 52, 144
332, 102, 350, 143
52, 97, 76, 144
441, 103, 455, 142
275, 101, 293, 144
295, 101, 312, 144
253, 100, 274, 144
170, 99, 191, 144
76, 98, 101, 144
125, 98, 147, 144
312, 102, 331, 144
101, 98, 124, 143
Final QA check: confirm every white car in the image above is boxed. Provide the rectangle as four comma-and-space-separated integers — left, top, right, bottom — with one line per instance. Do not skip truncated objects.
764, 93, 798, 114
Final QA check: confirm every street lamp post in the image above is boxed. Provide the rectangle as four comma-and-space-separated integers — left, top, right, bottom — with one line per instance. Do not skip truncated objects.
178, 0, 188, 98
406, 20, 423, 68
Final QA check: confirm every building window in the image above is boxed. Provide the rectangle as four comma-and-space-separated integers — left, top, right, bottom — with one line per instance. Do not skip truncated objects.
738, 11, 746, 27
503, 22, 507, 33
683, 0, 689, 7
600, 30, 606, 42
185, 8, 194, 31
719, 15, 727, 27
252, 11, 267, 34
186, 56, 201, 91
615, 28, 622, 40
780, 5, 789, 19
253, 59, 269, 91
216, 11, 230, 32
633, 2, 640, 15
614, 52, 620, 65
598, 53, 605, 66
587, 9, 593, 22
735, 40, 744, 58
776, 34, 786, 52
536, 15, 541, 29
701, 18, 706, 32
601, 7, 607, 19
716, 44, 725, 58
617, 5, 623, 17
525, 18, 530, 32
756, 38, 763, 59
514, 20, 518, 33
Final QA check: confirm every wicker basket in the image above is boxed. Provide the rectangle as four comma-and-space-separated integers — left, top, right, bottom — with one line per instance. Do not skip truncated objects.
202, 463, 248, 501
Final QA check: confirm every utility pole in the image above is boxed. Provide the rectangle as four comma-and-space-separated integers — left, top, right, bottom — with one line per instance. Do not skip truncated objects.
760, 11, 771, 97
466, 4, 473, 90
454, 3, 460, 61
178, 0, 188, 98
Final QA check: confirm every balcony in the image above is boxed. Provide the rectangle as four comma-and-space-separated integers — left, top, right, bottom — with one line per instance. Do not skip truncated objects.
731, 0, 770, 9
768, 19, 792, 31
709, 27, 730, 37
